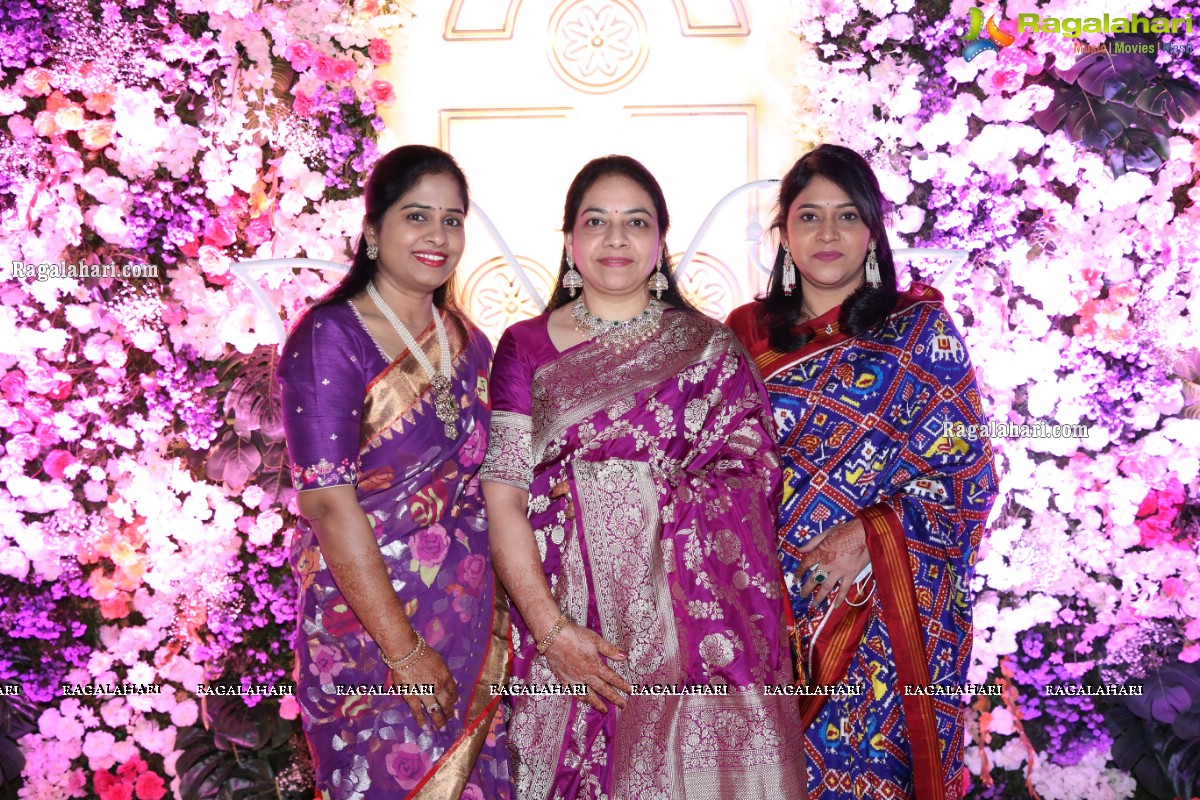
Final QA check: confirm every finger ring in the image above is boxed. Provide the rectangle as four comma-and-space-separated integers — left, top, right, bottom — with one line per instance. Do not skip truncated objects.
426, 704, 440, 714
813, 568, 829, 585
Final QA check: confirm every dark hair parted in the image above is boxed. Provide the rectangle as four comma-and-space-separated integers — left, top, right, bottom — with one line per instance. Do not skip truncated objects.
315, 144, 469, 310
762, 144, 900, 352
545, 155, 697, 313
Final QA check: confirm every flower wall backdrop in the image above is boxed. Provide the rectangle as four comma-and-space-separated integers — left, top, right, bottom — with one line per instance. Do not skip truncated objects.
0, 0, 1198, 798
0, 0, 403, 796
785, 0, 1200, 796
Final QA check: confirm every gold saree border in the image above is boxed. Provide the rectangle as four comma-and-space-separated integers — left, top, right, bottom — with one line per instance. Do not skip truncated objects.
406, 576, 511, 799
529, 313, 727, 463
360, 310, 469, 453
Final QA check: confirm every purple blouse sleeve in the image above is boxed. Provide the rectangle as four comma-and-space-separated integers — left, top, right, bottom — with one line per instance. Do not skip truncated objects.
480, 326, 534, 490
276, 306, 368, 492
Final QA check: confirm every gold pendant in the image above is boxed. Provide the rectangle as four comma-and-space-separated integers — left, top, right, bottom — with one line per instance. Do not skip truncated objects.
431, 377, 458, 438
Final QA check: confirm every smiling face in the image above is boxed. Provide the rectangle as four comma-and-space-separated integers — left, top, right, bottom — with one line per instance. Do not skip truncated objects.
565, 173, 662, 301
365, 171, 466, 298
782, 175, 873, 302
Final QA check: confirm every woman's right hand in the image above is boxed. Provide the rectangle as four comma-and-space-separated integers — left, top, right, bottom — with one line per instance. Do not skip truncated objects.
544, 624, 632, 713
390, 647, 459, 730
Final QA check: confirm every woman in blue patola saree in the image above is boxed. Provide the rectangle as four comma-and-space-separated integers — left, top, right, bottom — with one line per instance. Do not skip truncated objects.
728, 144, 998, 800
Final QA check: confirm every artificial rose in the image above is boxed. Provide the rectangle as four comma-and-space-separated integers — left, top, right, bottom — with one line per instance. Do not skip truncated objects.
332, 59, 357, 83
315, 54, 337, 82
85, 86, 116, 115
285, 40, 318, 70
81, 119, 114, 150
0, 370, 28, 403
54, 102, 85, 131
134, 771, 166, 800
456, 553, 488, 595
44, 449, 77, 479
412, 525, 450, 569
384, 742, 431, 789
202, 216, 237, 248
17, 67, 52, 96
244, 214, 272, 245
368, 80, 395, 104
292, 91, 314, 117
368, 39, 392, 64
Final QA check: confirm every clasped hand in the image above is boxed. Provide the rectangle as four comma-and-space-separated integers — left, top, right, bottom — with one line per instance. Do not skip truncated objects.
796, 518, 870, 609
544, 624, 631, 713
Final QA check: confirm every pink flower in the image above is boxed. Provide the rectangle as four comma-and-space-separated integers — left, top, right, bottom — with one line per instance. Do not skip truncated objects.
425, 617, 447, 648
44, 448, 76, 479
1162, 577, 1187, 600
368, 39, 392, 65
332, 59, 357, 83
315, 54, 337, 82
456, 554, 488, 595
368, 80, 395, 104
285, 40, 318, 70
279, 695, 300, 720
462, 784, 485, 800
134, 771, 166, 800
94, 770, 133, 800
0, 370, 27, 403
384, 742, 431, 789
203, 216, 237, 248
34, 422, 61, 448
292, 91, 314, 117
244, 215, 272, 245
452, 588, 474, 622
5, 433, 39, 462
310, 644, 344, 683
412, 525, 450, 568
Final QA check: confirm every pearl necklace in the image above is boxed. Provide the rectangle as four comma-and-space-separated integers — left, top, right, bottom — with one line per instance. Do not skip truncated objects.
365, 282, 457, 439
571, 298, 664, 353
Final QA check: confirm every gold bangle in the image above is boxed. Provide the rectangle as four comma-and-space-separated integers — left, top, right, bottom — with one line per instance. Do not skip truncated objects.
536, 614, 571, 656
383, 633, 426, 670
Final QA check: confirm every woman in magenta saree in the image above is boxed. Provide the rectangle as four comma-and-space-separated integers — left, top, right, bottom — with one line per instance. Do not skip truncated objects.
278, 146, 511, 799
482, 156, 805, 799
728, 145, 998, 800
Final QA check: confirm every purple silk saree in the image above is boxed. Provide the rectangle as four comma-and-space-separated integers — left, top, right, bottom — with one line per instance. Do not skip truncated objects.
277, 301, 512, 800
481, 309, 806, 800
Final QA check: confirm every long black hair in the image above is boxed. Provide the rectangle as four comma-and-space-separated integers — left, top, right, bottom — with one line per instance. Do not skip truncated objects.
545, 155, 697, 313
762, 144, 899, 352
315, 144, 469, 309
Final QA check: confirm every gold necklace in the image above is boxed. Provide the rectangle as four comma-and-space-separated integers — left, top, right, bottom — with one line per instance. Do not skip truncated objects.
571, 298, 664, 353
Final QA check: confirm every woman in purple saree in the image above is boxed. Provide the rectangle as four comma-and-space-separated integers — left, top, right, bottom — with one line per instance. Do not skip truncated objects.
481, 156, 805, 799
278, 146, 512, 799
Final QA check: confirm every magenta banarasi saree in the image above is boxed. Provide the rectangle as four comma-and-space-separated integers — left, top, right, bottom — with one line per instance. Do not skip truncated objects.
481, 309, 806, 800
278, 302, 512, 800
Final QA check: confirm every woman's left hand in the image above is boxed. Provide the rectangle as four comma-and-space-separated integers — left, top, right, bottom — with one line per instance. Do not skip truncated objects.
796, 519, 869, 608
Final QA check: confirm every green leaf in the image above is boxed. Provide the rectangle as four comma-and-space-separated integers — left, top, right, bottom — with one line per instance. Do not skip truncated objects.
420, 564, 440, 587
1135, 79, 1200, 123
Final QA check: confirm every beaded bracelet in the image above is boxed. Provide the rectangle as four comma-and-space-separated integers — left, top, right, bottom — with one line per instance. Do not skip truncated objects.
536, 614, 571, 656
383, 633, 427, 670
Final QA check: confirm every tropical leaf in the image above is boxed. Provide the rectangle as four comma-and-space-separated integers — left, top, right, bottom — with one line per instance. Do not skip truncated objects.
0, 694, 37, 783
1055, 44, 1159, 100
1108, 126, 1170, 176
206, 695, 290, 752
1135, 79, 1200, 123
204, 430, 264, 490
222, 346, 285, 442
1106, 705, 1176, 800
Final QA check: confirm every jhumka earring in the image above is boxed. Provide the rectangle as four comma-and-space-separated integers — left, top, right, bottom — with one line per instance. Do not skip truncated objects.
647, 250, 669, 299
366, 241, 379, 261
562, 251, 583, 297
782, 244, 796, 296
865, 241, 881, 288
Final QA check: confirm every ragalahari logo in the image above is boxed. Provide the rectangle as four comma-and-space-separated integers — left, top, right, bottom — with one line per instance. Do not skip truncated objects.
962, 7, 1016, 61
